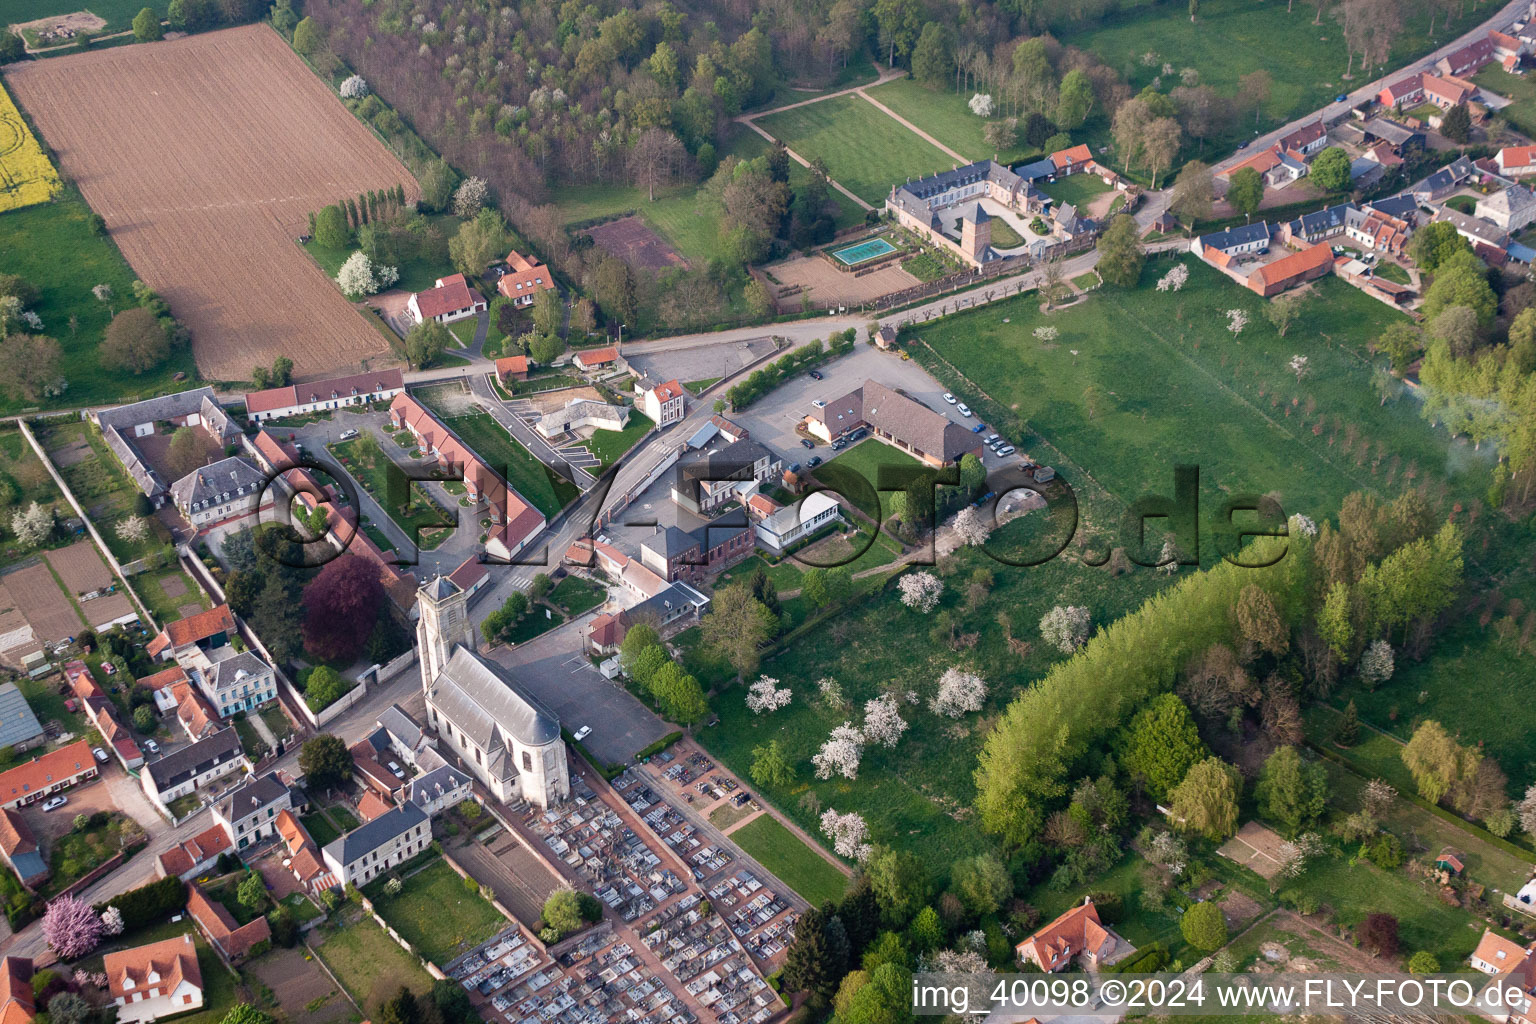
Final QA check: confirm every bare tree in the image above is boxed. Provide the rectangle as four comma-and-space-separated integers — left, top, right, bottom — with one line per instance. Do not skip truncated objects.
1240, 70, 1274, 127
1142, 117, 1183, 189
628, 128, 686, 202
1112, 96, 1153, 172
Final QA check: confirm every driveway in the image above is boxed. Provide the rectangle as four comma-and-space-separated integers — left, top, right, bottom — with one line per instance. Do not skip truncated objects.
485, 617, 672, 766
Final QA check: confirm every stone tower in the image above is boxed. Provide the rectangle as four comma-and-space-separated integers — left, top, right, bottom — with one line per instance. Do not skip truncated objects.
416, 575, 473, 690
960, 204, 992, 265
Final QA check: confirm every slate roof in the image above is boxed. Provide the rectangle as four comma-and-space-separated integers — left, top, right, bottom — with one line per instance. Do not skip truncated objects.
1014, 157, 1056, 181
169, 456, 266, 513
206, 651, 270, 694
96, 387, 236, 438
889, 160, 1023, 220
1288, 202, 1357, 237
145, 728, 242, 791
626, 581, 711, 624
245, 369, 403, 414
427, 647, 561, 749
376, 704, 424, 752
322, 802, 427, 867
217, 772, 289, 826
643, 526, 700, 561
103, 425, 167, 498
404, 763, 472, 812
0, 685, 42, 750
1198, 222, 1271, 252
1368, 193, 1421, 221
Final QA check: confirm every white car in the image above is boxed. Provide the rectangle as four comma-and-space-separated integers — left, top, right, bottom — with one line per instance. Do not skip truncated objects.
574, 726, 592, 742
957, 403, 972, 417
92, 747, 109, 764
41, 796, 67, 812
997, 445, 1017, 456
942, 393, 957, 404
811, 399, 827, 408
142, 739, 160, 755
338, 428, 359, 441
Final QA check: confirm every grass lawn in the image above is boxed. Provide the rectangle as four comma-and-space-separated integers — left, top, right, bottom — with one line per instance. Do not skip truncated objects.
987, 218, 1026, 249
0, 0, 148, 36
233, 715, 269, 758
329, 437, 455, 550
282, 891, 324, 924
758, 94, 955, 205
716, 554, 803, 593
811, 439, 925, 521
45, 816, 129, 897
1072, 271, 1101, 290
729, 814, 848, 906
1446, 194, 1477, 213
447, 316, 479, 347
330, 807, 360, 832
1479, 66, 1536, 135
1060, 0, 1446, 167
134, 567, 210, 623
1039, 173, 1114, 209
302, 213, 457, 295
443, 411, 579, 516
301, 812, 343, 848
504, 606, 565, 645
76, 921, 242, 1024
35, 420, 173, 564
580, 412, 653, 470
909, 257, 1487, 534
363, 857, 507, 964
1373, 261, 1412, 285
862, 79, 1037, 164
0, 190, 199, 414
18, 674, 86, 736
313, 909, 435, 1004
684, 378, 721, 394
547, 574, 605, 615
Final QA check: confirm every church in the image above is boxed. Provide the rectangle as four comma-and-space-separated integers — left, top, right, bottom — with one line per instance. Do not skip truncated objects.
416, 575, 570, 809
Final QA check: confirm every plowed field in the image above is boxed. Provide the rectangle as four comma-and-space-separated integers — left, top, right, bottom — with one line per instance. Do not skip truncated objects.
6, 25, 418, 380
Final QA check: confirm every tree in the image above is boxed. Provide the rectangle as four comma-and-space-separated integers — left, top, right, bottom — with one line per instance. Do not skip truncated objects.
1441, 103, 1472, 143
42, 895, 104, 960
1119, 693, 1207, 798
1422, 254, 1496, 326
448, 209, 506, 276
542, 887, 583, 937
1179, 901, 1227, 950
0, 31, 23, 64
699, 583, 775, 680
951, 854, 1011, 915
1265, 294, 1306, 338
1256, 746, 1328, 835
0, 333, 62, 402
1169, 757, 1242, 840
1402, 719, 1472, 805
1408, 951, 1440, 974
335, 251, 397, 297
910, 23, 954, 88
586, 256, 637, 324
376, 987, 421, 1024
1039, 605, 1091, 653
1376, 321, 1423, 374
629, 128, 686, 201
782, 902, 848, 1000
102, 307, 170, 374
220, 1006, 277, 1024
750, 740, 796, 788
652, 663, 709, 723
1058, 69, 1095, 129
1309, 146, 1353, 192
570, 298, 597, 336
619, 625, 660, 673
133, 7, 163, 41
1169, 160, 1214, 226
304, 665, 348, 712
930, 667, 987, 717
863, 693, 908, 747
813, 722, 865, 780
237, 871, 268, 913
1142, 117, 1183, 189
133, 704, 156, 732
313, 204, 349, 249
1359, 912, 1399, 956
1407, 220, 1470, 272
165, 426, 205, 479
873, 0, 923, 66
403, 319, 452, 369
299, 734, 354, 791
302, 554, 383, 664
46, 992, 94, 1024
1095, 214, 1144, 287
10, 502, 53, 547
1112, 96, 1153, 172
1226, 167, 1265, 217
1335, 700, 1361, 746
1236, 583, 1289, 657
451, 177, 490, 218
530, 288, 563, 336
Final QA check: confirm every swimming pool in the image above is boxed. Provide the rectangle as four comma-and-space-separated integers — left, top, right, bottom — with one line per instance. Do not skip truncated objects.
830, 237, 898, 266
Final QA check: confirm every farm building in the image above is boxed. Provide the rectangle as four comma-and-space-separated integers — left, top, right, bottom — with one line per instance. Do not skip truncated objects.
0, 683, 43, 754
804, 380, 983, 467
243, 368, 404, 423
496, 250, 556, 307
495, 355, 529, 382
407, 273, 486, 325
1218, 146, 1305, 189
572, 346, 624, 373
1245, 243, 1334, 297
95, 387, 242, 509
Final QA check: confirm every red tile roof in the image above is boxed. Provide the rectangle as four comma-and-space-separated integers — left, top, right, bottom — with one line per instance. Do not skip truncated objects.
0, 810, 36, 859
1050, 144, 1093, 169
495, 355, 529, 379
148, 605, 235, 658
1278, 121, 1325, 152
572, 347, 619, 368
245, 370, 404, 414
138, 665, 189, 693
497, 251, 555, 301
172, 682, 220, 740
63, 660, 103, 700
357, 790, 394, 822
1249, 242, 1333, 289
1379, 73, 1425, 104
1501, 145, 1536, 169
1220, 145, 1284, 178
647, 379, 684, 403
1423, 74, 1475, 105
413, 274, 483, 320
0, 741, 94, 808
0, 957, 34, 1024
105, 933, 202, 1004
447, 556, 486, 593
187, 884, 271, 959
1491, 30, 1522, 51
1016, 901, 1111, 968
157, 823, 233, 879
588, 612, 624, 650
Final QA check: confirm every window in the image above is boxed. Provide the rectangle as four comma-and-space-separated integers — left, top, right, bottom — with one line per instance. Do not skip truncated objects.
522, 751, 532, 771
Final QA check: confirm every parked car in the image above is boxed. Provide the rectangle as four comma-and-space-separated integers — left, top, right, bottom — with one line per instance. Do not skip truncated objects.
985, 434, 1000, 445
100, 662, 115, 676
942, 393, 957, 404
338, 428, 359, 440
574, 726, 592, 741
808, 370, 824, 380
811, 399, 827, 408
1335, 93, 1349, 103
142, 739, 160, 755
808, 456, 822, 468
91, 747, 108, 764
971, 423, 986, 433
957, 403, 972, 417
41, 796, 66, 812
800, 438, 814, 449
788, 462, 801, 474
997, 445, 1017, 456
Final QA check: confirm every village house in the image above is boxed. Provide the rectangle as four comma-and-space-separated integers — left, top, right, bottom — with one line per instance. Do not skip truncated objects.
1498, 146, 1536, 177
147, 606, 278, 716
804, 380, 984, 468
1477, 184, 1536, 232
275, 809, 337, 894
155, 823, 233, 880
418, 576, 571, 809
140, 728, 247, 813
242, 369, 404, 423
1437, 36, 1498, 77
1436, 206, 1513, 249
404, 761, 474, 817
213, 773, 297, 851
170, 456, 268, 529
321, 802, 431, 888
874, 324, 899, 350
105, 933, 204, 1024
0, 741, 97, 811
0, 810, 46, 890
1422, 73, 1479, 109
496, 250, 556, 307
670, 439, 782, 514
1473, 929, 1531, 974
407, 273, 486, 325
1280, 203, 1355, 246
753, 491, 844, 554
1492, 29, 1527, 59
1277, 121, 1328, 159
171, 682, 221, 742
639, 522, 755, 581
636, 377, 686, 426
1219, 146, 1305, 189
94, 388, 240, 511
1346, 205, 1414, 253
572, 346, 624, 374
585, 612, 624, 657
1016, 898, 1117, 972
186, 883, 270, 963
494, 355, 529, 383
1193, 222, 1272, 263
0, 956, 35, 1024
1378, 73, 1427, 108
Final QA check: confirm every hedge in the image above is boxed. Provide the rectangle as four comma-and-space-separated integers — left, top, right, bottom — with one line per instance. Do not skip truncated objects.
726, 329, 856, 410
96, 876, 185, 931
1112, 942, 1169, 973
635, 731, 684, 760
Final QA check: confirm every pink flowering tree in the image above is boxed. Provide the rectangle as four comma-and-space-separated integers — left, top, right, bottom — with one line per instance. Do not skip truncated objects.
43, 895, 104, 960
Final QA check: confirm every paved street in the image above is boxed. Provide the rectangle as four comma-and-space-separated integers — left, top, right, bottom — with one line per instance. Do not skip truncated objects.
465, 370, 595, 490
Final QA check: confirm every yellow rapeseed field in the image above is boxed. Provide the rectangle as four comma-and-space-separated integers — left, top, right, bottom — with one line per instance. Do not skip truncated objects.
0, 82, 60, 213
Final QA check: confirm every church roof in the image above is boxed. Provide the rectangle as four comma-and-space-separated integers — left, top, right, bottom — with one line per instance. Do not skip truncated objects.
427, 647, 561, 749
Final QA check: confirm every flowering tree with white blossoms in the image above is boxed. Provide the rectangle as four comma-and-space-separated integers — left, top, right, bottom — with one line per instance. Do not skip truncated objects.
1226, 308, 1249, 336
1288, 512, 1317, 537
1277, 832, 1326, 878
820, 808, 873, 860
930, 667, 987, 717
928, 948, 988, 973
898, 571, 944, 613
1289, 354, 1310, 380
745, 676, 792, 714
339, 75, 369, 99
1158, 537, 1181, 575
99, 905, 124, 936
1033, 325, 1059, 342
11, 502, 53, 547
452, 176, 491, 218
115, 516, 149, 544
335, 251, 399, 298
1359, 639, 1394, 685
862, 693, 909, 748
1039, 604, 1091, 653
969, 93, 994, 116
813, 722, 864, 780
816, 675, 848, 711
1156, 264, 1189, 292
950, 505, 993, 547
